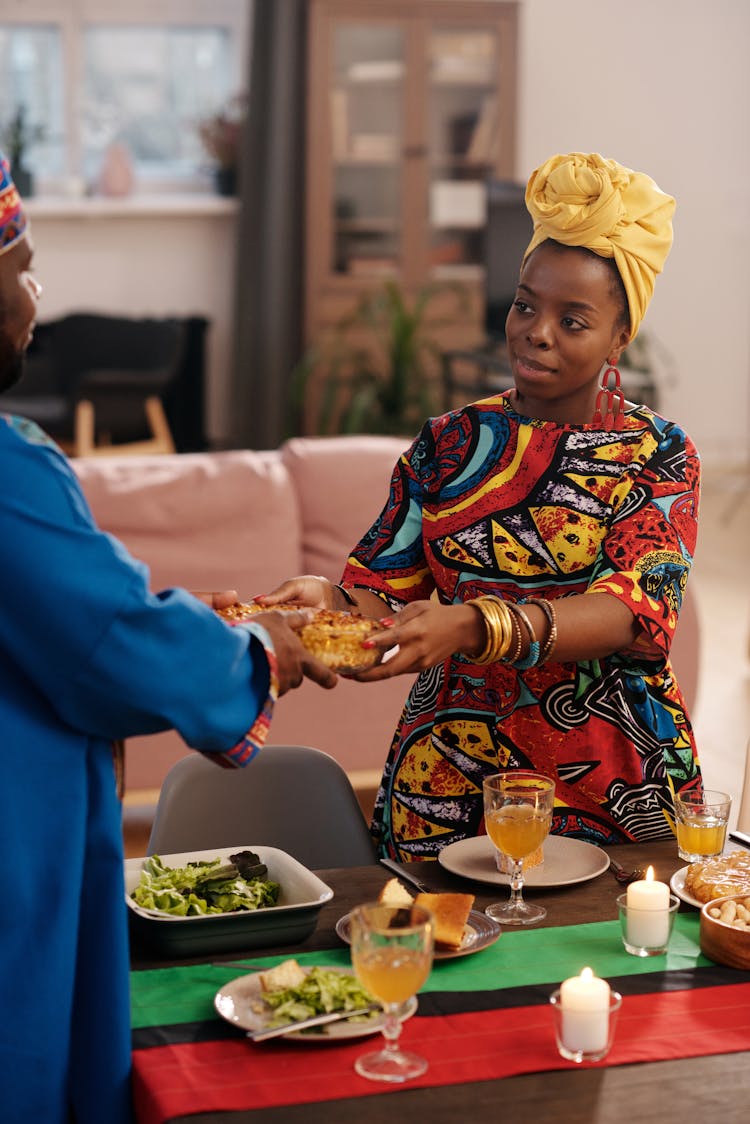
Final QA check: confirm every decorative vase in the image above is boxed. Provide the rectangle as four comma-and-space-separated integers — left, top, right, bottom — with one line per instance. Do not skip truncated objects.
98, 142, 135, 197
12, 165, 33, 197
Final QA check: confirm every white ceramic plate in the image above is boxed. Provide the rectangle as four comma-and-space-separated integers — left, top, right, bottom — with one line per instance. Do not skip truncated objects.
438, 834, 610, 888
670, 845, 748, 910
124, 846, 333, 956
670, 865, 702, 909
214, 966, 417, 1042
335, 909, 501, 961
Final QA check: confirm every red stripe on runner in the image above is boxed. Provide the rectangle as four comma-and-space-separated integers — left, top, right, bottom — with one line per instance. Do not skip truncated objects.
132, 983, 750, 1124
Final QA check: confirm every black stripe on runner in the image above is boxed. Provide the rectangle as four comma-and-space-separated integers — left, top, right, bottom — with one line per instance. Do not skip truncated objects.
132, 962, 750, 1051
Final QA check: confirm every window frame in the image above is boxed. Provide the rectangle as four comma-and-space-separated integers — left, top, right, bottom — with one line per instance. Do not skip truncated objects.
1, 0, 250, 194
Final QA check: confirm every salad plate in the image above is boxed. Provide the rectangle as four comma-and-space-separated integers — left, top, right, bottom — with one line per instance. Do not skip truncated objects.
124, 845, 333, 956
214, 966, 417, 1042
335, 909, 500, 960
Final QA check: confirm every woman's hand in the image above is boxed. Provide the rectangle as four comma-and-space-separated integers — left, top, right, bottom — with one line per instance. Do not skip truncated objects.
351, 600, 484, 681
254, 575, 334, 611
251, 608, 338, 695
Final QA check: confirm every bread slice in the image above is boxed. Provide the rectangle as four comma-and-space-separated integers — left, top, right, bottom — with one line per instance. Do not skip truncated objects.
258, 958, 307, 993
378, 878, 414, 907
414, 892, 475, 949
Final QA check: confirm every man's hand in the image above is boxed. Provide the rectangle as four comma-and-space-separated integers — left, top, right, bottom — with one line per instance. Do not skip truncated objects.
252, 608, 338, 695
192, 589, 239, 610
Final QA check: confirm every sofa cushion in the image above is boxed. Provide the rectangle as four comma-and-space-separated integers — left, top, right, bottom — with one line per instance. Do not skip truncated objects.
74, 450, 303, 596
281, 435, 406, 580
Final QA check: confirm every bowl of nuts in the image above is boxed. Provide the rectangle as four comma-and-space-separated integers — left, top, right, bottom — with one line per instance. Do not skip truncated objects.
700, 894, 750, 970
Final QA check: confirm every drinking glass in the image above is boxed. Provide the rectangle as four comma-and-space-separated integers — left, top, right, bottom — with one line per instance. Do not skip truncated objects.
349, 901, 434, 1082
674, 789, 731, 863
483, 771, 555, 925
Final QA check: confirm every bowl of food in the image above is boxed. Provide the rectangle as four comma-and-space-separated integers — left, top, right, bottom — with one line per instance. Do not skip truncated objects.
700, 894, 750, 970
217, 602, 383, 673
125, 845, 333, 956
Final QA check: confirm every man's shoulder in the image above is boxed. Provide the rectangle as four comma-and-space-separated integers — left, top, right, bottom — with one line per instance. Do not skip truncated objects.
0, 412, 61, 451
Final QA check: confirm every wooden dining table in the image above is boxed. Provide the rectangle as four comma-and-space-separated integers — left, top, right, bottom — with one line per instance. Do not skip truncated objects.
130, 840, 750, 1123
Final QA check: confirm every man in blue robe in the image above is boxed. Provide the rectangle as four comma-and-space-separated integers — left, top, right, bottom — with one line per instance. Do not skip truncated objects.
0, 153, 337, 1124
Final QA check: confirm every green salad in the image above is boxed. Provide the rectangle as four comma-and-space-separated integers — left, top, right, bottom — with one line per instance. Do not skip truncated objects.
264, 967, 376, 1028
131, 850, 280, 916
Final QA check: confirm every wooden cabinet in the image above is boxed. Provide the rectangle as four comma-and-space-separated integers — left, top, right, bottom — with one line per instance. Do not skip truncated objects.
305, 0, 519, 353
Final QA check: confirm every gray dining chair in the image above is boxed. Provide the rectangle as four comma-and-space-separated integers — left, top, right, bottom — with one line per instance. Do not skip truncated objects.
146, 744, 377, 869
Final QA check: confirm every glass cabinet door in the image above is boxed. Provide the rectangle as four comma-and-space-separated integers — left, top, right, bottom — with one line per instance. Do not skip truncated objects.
330, 23, 404, 278
427, 26, 499, 281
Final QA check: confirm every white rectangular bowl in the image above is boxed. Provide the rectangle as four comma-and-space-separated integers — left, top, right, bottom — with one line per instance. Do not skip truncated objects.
125, 845, 334, 956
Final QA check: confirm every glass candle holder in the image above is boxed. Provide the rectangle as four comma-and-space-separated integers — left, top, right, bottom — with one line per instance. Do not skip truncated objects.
549, 988, 622, 1063
617, 893, 680, 956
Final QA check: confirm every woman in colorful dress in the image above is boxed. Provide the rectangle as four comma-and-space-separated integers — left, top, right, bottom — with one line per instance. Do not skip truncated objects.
262, 152, 700, 860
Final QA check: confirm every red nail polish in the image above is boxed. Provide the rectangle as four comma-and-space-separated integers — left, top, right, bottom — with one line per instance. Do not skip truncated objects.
380, 618, 394, 627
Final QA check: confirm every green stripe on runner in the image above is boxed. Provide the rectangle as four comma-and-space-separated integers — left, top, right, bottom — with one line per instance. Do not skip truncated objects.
130, 914, 708, 1030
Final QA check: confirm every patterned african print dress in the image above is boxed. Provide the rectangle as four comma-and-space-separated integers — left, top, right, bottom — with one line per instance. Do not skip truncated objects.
341, 393, 701, 860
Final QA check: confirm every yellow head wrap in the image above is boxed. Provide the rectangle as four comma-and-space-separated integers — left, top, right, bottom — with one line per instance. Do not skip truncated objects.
523, 152, 675, 339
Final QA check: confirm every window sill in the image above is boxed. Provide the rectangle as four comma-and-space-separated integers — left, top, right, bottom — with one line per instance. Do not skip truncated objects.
25, 193, 239, 219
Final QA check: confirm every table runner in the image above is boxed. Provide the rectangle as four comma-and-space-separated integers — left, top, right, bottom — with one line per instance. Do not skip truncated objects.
131, 914, 750, 1124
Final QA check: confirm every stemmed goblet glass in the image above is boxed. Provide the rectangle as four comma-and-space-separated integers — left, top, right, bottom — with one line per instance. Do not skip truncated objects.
349, 901, 434, 1082
483, 771, 555, 926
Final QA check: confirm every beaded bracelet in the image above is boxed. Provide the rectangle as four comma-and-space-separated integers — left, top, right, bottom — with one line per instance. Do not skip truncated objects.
502, 602, 528, 664
527, 597, 558, 665
507, 602, 537, 649
512, 638, 541, 670
502, 604, 524, 664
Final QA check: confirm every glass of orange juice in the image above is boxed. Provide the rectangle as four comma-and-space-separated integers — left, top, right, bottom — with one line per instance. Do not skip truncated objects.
674, 788, 732, 863
349, 902, 434, 1082
483, 771, 555, 926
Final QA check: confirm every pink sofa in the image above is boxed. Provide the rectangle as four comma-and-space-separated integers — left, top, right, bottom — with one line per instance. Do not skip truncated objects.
73, 435, 413, 813
73, 434, 701, 847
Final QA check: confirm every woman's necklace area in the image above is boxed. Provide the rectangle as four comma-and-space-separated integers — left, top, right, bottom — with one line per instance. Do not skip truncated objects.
506, 387, 603, 427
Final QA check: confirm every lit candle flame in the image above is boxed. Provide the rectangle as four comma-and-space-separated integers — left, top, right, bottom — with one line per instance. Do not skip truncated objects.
580, 966, 593, 980
645, 865, 655, 882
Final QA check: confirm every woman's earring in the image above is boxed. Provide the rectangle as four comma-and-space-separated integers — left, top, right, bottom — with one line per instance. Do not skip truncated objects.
592, 364, 625, 430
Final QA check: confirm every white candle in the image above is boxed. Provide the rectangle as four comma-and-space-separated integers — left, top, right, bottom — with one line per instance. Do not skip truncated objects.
626, 865, 670, 948
559, 967, 611, 1053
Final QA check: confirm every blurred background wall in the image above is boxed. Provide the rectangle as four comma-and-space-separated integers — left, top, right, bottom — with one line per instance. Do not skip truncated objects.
11, 0, 750, 468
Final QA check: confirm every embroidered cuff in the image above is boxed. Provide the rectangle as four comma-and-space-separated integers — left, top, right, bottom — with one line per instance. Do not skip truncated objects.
210, 621, 279, 769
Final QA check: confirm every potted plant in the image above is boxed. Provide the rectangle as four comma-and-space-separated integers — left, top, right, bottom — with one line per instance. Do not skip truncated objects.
289, 279, 470, 437
198, 94, 245, 196
2, 105, 42, 196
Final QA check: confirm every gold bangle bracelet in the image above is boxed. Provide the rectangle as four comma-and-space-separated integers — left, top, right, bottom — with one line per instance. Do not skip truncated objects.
485, 597, 514, 662
467, 597, 514, 665
473, 599, 502, 664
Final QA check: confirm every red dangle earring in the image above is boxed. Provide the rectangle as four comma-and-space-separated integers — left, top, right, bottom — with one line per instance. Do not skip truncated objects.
592, 363, 625, 430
